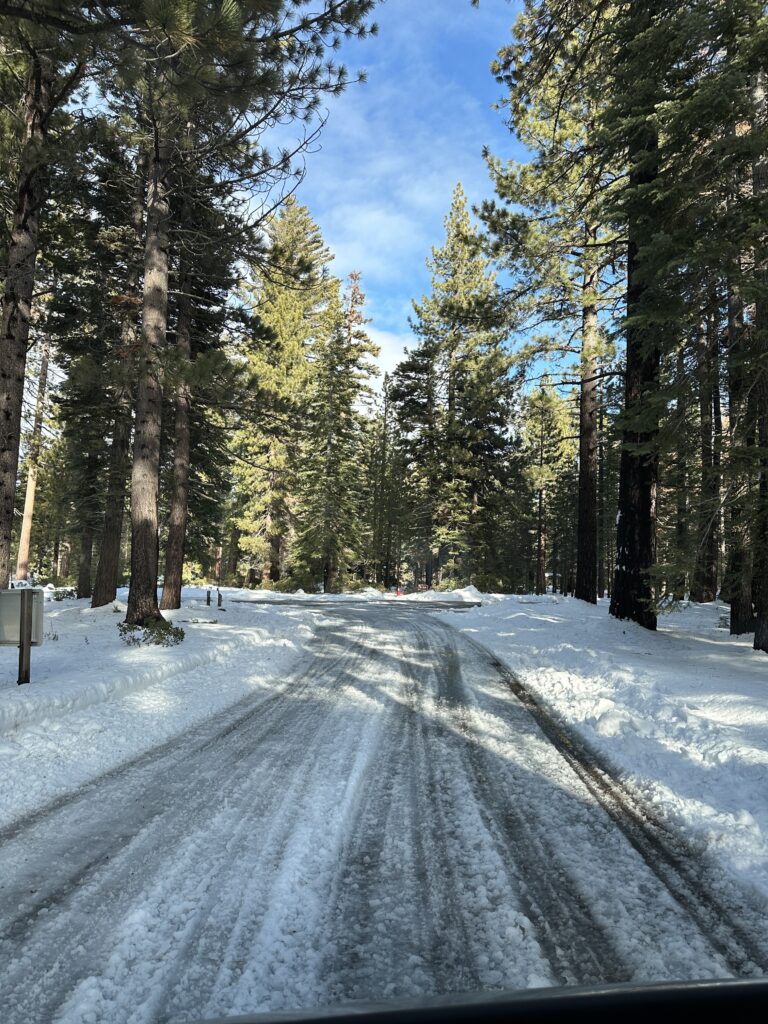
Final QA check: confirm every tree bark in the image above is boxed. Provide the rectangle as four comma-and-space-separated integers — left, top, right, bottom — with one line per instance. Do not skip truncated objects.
226, 527, 241, 580
724, 284, 755, 632
752, 72, 768, 652
691, 317, 719, 602
0, 52, 55, 588
59, 541, 70, 579
259, 495, 282, 585
673, 343, 689, 600
126, 133, 169, 626
92, 149, 146, 608
596, 384, 607, 598
535, 488, 546, 594
610, 112, 661, 630
77, 522, 94, 599
91, 399, 133, 607
15, 334, 50, 580
575, 229, 599, 603
160, 268, 193, 611
268, 532, 282, 583
323, 555, 337, 594
755, 394, 768, 651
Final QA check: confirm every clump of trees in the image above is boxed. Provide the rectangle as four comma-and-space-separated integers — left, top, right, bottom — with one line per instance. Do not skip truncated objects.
463, 0, 768, 652
4, 1, 768, 657
0, 1, 379, 623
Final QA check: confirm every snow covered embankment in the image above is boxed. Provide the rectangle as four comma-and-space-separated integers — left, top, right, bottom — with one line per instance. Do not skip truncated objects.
0, 588, 318, 828
437, 595, 768, 902
0, 589, 313, 735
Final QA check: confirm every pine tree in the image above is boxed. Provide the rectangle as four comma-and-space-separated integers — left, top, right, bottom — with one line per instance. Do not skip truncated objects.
15, 332, 50, 581
0, 18, 91, 585
116, 1, 379, 625
363, 376, 409, 588
231, 197, 335, 585
393, 184, 512, 587
159, 170, 247, 610
482, 0, 620, 603
520, 385, 575, 595
91, 143, 145, 608
293, 273, 378, 592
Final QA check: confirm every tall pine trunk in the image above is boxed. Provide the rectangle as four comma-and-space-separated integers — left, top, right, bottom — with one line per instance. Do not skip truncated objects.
92, 150, 146, 608
753, 73, 768, 652
535, 488, 546, 594
323, 555, 337, 594
259, 489, 283, 585
724, 284, 755, 633
15, 335, 50, 580
0, 52, 54, 588
575, 230, 599, 602
160, 269, 193, 611
126, 133, 169, 626
77, 522, 94, 599
673, 343, 689, 599
226, 528, 241, 581
691, 315, 719, 601
610, 97, 661, 629
597, 396, 607, 597
755, 393, 768, 651
91, 397, 133, 607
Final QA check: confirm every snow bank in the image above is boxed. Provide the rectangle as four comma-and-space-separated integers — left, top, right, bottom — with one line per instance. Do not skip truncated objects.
407, 585, 484, 603
437, 595, 768, 899
0, 590, 319, 826
0, 591, 310, 735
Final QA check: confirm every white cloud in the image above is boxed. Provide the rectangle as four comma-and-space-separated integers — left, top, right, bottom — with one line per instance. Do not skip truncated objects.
270, 0, 527, 372
366, 325, 416, 378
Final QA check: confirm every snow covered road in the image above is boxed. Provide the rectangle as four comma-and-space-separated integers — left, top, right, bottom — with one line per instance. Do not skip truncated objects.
1, 603, 765, 1023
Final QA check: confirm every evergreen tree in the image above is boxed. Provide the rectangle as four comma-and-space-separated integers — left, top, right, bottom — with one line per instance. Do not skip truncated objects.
482, 0, 620, 603
293, 273, 378, 592
520, 385, 575, 595
111, 1, 379, 625
231, 197, 335, 585
363, 376, 409, 588
0, 16, 92, 585
393, 184, 512, 587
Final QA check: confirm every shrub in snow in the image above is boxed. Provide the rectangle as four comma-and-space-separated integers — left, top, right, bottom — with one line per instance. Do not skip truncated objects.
117, 620, 185, 647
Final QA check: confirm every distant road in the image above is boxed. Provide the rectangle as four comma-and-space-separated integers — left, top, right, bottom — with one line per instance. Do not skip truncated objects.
0, 601, 764, 1023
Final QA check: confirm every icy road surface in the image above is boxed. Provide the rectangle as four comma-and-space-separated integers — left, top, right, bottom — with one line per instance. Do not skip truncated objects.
0, 602, 766, 1023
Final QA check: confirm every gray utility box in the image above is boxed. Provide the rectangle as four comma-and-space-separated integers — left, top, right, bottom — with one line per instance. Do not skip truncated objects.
0, 589, 44, 646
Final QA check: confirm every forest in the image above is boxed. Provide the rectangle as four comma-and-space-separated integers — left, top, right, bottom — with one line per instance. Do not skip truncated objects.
0, 1, 766, 655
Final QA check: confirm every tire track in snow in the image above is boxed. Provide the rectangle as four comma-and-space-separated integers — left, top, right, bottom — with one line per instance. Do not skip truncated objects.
117, 618, 399, 1022
0, 631, 355, 1022
431, 618, 768, 981
1, 602, 764, 1024
427, 624, 626, 986
320, 623, 488, 1004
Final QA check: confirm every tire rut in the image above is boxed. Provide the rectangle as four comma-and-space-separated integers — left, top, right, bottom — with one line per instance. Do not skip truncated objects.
436, 619, 768, 979
425, 625, 626, 986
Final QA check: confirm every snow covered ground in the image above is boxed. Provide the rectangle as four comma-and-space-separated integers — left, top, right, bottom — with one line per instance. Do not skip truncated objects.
437, 595, 768, 903
0, 586, 319, 828
1, 586, 766, 1022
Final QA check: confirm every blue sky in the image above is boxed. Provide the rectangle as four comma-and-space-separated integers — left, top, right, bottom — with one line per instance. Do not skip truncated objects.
293, 0, 526, 376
